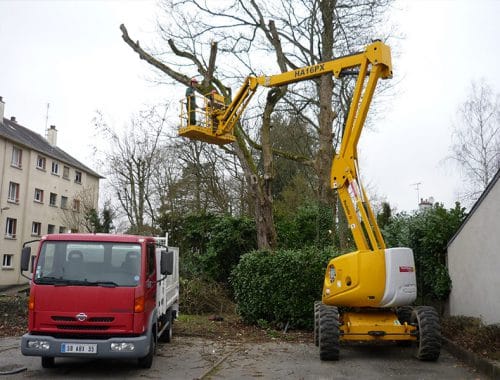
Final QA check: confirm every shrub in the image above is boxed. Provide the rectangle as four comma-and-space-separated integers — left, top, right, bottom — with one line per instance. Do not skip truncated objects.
174, 213, 256, 284
180, 277, 235, 315
231, 246, 337, 329
275, 202, 334, 249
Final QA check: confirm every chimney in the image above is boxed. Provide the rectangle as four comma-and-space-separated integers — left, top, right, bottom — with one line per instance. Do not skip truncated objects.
47, 125, 58, 146
0, 97, 4, 121
10, 116, 17, 123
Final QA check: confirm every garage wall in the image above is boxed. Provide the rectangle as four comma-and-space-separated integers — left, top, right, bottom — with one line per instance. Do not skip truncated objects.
447, 173, 500, 325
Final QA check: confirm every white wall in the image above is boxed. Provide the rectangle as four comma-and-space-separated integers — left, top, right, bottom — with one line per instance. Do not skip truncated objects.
447, 178, 500, 325
0, 138, 100, 287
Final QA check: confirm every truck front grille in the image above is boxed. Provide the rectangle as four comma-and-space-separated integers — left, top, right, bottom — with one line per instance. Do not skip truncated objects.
52, 316, 115, 323
56, 325, 110, 331
52, 316, 74, 321
89, 317, 114, 322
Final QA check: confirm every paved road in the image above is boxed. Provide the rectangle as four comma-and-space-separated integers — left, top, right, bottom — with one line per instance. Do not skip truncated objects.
0, 336, 486, 379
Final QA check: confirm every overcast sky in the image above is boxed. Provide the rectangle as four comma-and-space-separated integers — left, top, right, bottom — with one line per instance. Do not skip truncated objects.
1, 0, 499, 213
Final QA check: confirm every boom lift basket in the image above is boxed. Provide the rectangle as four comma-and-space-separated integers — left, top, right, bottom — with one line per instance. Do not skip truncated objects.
179, 93, 235, 145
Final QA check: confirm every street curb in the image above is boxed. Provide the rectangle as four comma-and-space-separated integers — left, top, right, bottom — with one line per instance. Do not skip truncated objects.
443, 337, 500, 379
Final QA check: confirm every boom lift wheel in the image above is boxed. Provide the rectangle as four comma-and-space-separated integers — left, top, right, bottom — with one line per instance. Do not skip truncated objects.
319, 304, 340, 361
313, 301, 321, 347
411, 306, 441, 361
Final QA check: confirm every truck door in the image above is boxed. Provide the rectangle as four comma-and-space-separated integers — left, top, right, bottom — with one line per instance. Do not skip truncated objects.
145, 243, 157, 316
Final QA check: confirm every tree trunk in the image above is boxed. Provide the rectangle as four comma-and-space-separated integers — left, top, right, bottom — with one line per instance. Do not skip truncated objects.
316, 0, 339, 246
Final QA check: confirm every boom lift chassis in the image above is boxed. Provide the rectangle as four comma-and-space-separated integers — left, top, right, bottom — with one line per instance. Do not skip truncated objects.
179, 41, 441, 361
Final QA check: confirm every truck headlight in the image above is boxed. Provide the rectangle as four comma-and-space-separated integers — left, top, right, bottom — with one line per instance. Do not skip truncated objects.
27, 340, 50, 350
111, 342, 135, 352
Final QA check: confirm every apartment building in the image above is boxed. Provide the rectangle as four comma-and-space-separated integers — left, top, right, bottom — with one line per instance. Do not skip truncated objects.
0, 97, 102, 287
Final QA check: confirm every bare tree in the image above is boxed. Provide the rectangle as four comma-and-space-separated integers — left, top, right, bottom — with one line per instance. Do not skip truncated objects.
94, 108, 169, 234
449, 80, 500, 204
120, 0, 391, 249
59, 185, 99, 232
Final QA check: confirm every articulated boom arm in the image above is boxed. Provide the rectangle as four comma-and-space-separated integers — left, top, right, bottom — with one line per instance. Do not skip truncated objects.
329, 43, 391, 252
179, 41, 392, 252
215, 41, 392, 140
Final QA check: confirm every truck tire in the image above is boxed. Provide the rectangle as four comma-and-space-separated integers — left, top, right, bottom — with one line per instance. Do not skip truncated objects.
411, 306, 441, 361
41, 357, 55, 368
159, 310, 173, 343
319, 304, 340, 361
313, 301, 321, 347
138, 328, 156, 369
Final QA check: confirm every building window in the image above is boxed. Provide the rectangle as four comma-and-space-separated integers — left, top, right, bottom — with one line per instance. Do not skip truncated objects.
32, 222, 42, 236
75, 170, 82, 184
73, 199, 81, 212
5, 218, 17, 238
11, 146, 22, 168
59, 226, 66, 233
63, 166, 70, 179
61, 196, 68, 209
34, 188, 44, 203
47, 224, 55, 234
36, 155, 46, 170
49, 192, 57, 207
8, 182, 20, 203
51, 161, 59, 175
2, 254, 13, 268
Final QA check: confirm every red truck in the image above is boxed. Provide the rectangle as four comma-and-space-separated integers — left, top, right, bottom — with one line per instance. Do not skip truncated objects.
19, 233, 179, 369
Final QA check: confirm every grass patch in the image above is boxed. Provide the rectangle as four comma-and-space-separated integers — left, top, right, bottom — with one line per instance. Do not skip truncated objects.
174, 313, 312, 343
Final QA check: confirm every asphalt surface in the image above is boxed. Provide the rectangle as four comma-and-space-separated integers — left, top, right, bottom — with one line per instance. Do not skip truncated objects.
0, 335, 490, 379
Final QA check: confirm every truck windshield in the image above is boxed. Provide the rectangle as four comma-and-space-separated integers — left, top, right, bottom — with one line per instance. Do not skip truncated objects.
33, 241, 141, 287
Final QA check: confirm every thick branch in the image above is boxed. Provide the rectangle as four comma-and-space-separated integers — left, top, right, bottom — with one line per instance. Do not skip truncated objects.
120, 24, 193, 86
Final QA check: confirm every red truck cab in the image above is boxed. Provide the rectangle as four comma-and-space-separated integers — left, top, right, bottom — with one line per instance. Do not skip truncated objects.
20, 233, 179, 369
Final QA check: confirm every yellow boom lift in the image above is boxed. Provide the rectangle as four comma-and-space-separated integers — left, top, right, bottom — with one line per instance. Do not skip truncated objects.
179, 41, 441, 361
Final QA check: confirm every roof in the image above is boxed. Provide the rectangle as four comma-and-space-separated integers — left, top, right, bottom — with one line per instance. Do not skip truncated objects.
0, 117, 103, 178
447, 166, 500, 247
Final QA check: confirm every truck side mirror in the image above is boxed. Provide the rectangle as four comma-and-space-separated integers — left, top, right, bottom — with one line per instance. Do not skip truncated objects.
160, 250, 174, 276
21, 247, 31, 272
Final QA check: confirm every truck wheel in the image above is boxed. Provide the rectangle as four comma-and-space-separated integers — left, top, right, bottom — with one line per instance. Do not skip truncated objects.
319, 304, 340, 361
159, 310, 173, 343
138, 328, 156, 369
41, 357, 55, 368
411, 306, 441, 361
313, 301, 321, 347
396, 306, 413, 347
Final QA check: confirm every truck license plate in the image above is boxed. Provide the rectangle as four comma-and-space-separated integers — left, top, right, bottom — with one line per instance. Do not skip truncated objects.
61, 343, 97, 354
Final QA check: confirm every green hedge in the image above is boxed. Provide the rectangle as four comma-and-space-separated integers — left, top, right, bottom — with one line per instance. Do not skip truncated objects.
230, 247, 337, 329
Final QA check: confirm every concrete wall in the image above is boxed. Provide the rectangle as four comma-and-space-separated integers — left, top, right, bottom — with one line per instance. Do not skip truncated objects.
0, 138, 100, 287
447, 178, 500, 325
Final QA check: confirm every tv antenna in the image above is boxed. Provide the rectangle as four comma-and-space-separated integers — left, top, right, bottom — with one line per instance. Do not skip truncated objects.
44, 103, 50, 136
410, 182, 422, 205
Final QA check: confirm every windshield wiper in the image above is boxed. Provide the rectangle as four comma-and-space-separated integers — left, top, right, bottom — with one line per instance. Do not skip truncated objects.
80, 280, 118, 288
35, 276, 70, 285
35, 277, 119, 287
